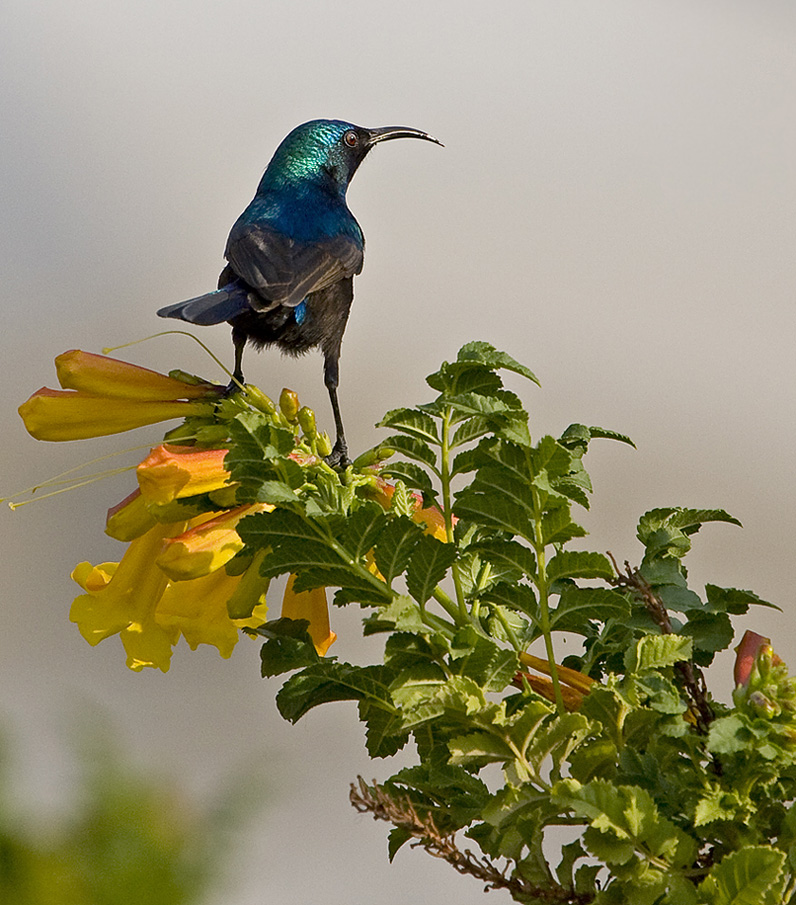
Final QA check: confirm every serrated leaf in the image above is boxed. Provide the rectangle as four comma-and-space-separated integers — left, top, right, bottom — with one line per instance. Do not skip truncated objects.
448, 730, 513, 767
470, 539, 537, 581
454, 491, 535, 540
450, 415, 492, 449
373, 517, 422, 585
341, 501, 388, 560
387, 827, 412, 862
551, 587, 630, 633
481, 582, 539, 623
359, 700, 410, 758
255, 617, 321, 676
276, 662, 395, 723
541, 507, 587, 546
625, 634, 693, 672
546, 551, 615, 583
705, 584, 780, 614
380, 434, 439, 469
381, 460, 435, 495
553, 778, 697, 869
587, 426, 636, 448
426, 360, 504, 396
405, 534, 457, 604
444, 391, 516, 423
698, 846, 786, 905
378, 407, 440, 445
455, 341, 541, 386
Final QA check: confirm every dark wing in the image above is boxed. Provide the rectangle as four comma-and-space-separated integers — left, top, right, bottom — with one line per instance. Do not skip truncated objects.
225, 222, 364, 312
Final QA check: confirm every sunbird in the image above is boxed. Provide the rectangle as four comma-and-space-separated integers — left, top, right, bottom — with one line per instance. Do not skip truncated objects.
158, 119, 441, 465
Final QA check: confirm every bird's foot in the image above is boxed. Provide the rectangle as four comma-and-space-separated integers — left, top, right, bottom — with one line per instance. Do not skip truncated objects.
325, 439, 351, 469
221, 377, 245, 398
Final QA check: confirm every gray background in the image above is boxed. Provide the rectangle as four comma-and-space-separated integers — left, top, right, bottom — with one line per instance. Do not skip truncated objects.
2, 2, 795, 902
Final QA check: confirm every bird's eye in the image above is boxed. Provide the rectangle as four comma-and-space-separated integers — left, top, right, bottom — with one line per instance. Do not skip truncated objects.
343, 130, 359, 148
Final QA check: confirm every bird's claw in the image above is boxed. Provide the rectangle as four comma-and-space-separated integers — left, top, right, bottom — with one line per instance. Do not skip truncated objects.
325, 440, 351, 469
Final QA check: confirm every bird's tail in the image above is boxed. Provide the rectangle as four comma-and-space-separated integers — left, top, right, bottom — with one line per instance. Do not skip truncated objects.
157, 284, 251, 326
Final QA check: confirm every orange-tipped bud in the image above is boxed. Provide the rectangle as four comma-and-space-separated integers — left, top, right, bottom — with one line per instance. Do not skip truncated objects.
136, 445, 232, 504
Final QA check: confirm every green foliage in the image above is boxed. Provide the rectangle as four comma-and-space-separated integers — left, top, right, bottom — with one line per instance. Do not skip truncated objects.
209, 342, 796, 903
0, 727, 250, 905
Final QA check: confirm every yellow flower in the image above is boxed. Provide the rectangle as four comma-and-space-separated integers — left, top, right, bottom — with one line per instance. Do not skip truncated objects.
156, 503, 271, 581
281, 574, 336, 656
136, 445, 232, 505
70, 518, 269, 671
70, 521, 181, 671
18, 351, 219, 441
105, 489, 158, 542
54, 349, 219, 401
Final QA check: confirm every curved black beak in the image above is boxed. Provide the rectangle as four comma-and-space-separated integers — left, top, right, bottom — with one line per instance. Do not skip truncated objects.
366, 126, 444, 147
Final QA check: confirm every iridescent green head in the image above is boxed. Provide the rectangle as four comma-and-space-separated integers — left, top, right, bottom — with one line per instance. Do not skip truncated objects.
262, 119, 442, 192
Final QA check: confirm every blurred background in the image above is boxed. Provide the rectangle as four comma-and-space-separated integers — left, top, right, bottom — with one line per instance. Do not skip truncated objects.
2, 1, 795, 902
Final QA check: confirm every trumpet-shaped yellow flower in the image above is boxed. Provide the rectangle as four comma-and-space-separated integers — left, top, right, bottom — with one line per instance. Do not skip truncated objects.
281, 574, 336, 656
156, 503, 271, 581
18, 351, 219, 441
105, 489, 158, 542
54, 349, 220, 401
70, 521, 182, 670
18, 389, 208, 442
70, 518, 269, 671
136, 445, 232, 505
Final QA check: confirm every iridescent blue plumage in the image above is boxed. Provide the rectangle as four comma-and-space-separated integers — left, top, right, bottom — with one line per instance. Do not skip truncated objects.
158, 118, 441, 465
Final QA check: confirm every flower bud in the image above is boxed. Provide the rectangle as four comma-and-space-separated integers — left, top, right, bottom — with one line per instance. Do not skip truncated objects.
279, 389, 300, 423
245, 385, 277, 415
316, 431, 333, 458
298, 406, 316, 438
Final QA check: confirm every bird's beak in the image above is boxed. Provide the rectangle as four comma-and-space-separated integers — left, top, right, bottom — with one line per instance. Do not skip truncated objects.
366, 126, 444, 147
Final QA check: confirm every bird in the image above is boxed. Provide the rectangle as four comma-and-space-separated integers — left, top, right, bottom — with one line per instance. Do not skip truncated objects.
157, 118, 442, 466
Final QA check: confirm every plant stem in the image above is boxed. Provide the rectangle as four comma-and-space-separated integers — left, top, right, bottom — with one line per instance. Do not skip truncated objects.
439, 406, 467, 622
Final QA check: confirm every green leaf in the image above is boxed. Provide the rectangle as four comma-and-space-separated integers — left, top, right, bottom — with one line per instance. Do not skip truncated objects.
405, 534, 457, 604
363, 595, 428, 635
450, 415, 492, 449
552, 778, 698, 869
387, 827, 412, 862
373, 517, 422, 585
697, 846, 786, 905
455, 491, 535, 540
378, 407, 440, 445
454, 340, 541, 386
342, 501, 388, 560
586, 426, 636, 448
426, 360, 504, 396
359, 700, 410, 758
255, 618, 321, 676
469, 539, 537, 581
546, 551, 615, 583
381, 460, 436, 495
625, 635, 693, 672
682, 610, 734, 659
276, 662, 396, 723
705, 584, 780, 614
551, 587, 630, 633
380, 433, 438, 469
481, 582, 539, 623
448, 731, 513, 767
541, 507, 587, 546
451, 630, 519, 692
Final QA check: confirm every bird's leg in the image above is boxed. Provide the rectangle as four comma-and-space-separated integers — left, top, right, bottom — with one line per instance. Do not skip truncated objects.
224, 327, 247, 395
323, 353, 350, 468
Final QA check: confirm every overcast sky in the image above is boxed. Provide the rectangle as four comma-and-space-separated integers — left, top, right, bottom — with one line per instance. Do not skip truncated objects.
2, 2, 796, 902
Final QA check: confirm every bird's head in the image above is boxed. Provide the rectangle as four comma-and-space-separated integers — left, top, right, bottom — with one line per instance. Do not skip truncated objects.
264, 119, 442, 193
